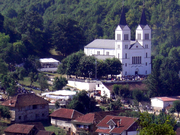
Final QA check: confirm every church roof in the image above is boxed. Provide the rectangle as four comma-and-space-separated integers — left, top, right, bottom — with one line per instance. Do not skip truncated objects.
119, 6, 127, 29
139, 7, 147, 28
84, 39, 115, 49
84, 39, 136, 49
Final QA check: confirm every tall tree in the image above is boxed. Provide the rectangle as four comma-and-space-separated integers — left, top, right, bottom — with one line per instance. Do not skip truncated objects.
52, 18, 86, 56
105, 58, 122, 77
52, 76, 67, 90
67, 90, 97, 114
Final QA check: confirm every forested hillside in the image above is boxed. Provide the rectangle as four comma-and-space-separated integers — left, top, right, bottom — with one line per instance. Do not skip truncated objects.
0, 0, 180, 57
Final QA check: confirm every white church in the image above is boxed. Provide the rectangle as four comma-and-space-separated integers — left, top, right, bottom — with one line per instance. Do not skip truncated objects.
84, 6, 151, 76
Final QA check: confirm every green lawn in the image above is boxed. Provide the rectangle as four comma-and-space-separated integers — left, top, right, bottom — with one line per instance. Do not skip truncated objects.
41, 120, 66, 135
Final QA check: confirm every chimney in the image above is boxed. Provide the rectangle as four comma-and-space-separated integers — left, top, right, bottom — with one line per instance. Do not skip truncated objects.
117, 119, 122, 127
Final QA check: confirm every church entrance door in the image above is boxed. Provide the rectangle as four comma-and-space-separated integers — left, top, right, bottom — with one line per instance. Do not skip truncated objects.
135, 68, 139, 75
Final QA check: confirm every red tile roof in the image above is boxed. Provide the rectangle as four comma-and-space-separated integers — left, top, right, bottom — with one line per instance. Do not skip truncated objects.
73, 113, 95, 124
37, 130, 55, 135
95, 129, 110, 134
157, 97, 178, 102
96, 115, 138, 134
1, 93, 48, 107
50, 108, 83, 120
4, 124, 35, 134
73, 110, 131, 125
24, 122, 45, 130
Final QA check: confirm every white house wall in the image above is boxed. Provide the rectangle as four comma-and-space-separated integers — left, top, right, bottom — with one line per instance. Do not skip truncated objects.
68, 80, 96, 91
151, 98, 164, 108
127, 131, 139, 135
96, 83, 111, 98
84, 48, 115, 56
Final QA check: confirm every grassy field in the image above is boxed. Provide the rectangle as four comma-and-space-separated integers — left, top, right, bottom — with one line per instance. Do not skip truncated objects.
18, 72, 66, 94
41, 120, 66, 135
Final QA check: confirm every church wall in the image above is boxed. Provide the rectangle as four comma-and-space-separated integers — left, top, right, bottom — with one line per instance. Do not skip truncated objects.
84, 48, 114, 56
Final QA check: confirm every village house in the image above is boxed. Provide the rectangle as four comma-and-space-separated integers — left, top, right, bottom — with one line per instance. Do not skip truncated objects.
1, 93, 49, 122
50, 108, 83, 134
4, 123, 55, 135
38, 58, 60, 72
95, 115, 139, 135
151, 96, 180, 111
72, 110, 130, 135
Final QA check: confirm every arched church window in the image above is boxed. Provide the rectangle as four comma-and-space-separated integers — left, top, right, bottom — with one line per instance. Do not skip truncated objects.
125, 53, 127, 59
138, 34, 141, 40
124, 34, 129, 40
145, 34, 149, 40
117, 34, 121, 40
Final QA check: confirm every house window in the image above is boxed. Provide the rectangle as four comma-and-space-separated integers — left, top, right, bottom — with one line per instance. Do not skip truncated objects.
125, 63, 127, 67
145, 70, 147, 74
117, 34, 121, 40
98, 84, 99, 87
136, 46, 138, 48
19, 116, 21, 120
42, 113, 45, 117
106, 52, 109, 55
125, 45, 128, 49
118, 53, 120, 59
118, 45, 120, 48
138, 34, 141, 40
146, 53, 148, 58
132, 56, 142, 64
97, 51, 100, 55
145, 44, 148, 48
124, 34, 129, 40
33, 105, 37, 109
145, 33, 149, 40
146, 62, 147, 66
125, 53, 127, 59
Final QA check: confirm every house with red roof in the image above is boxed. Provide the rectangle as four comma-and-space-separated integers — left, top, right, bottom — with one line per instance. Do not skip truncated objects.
49, 108, 83, 133
4, 123, 55, 135
1, 93, 49, 122
151, 96, 180, 111
95, 115, 138, 135
72, 110, 130, 135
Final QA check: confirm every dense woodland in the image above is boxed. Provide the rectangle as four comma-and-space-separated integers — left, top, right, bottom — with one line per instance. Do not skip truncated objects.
0, 0, 179, 97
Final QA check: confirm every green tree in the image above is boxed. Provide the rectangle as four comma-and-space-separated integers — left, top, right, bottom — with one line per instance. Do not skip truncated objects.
0, 59, 8, 74
67, 90, 97, 114
55, 100, 60, 109
38, 73, 49, 93
113, 84, 119, 96
105, 58, 122, 77
97, 59, 108, 78
78, 56, 96, 79
0, 105, 10, 119
108, 98, 122, 111
170, 100, 180, 117
52, 18, 86, 56
132, 89, 143, 103
28, 72, 38, 86
138, 112, 176, 135
0, 75, 17, 96
52, 76, 67, 90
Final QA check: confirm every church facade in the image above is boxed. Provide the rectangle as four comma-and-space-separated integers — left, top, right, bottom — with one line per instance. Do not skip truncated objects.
84, 7, 151, 76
